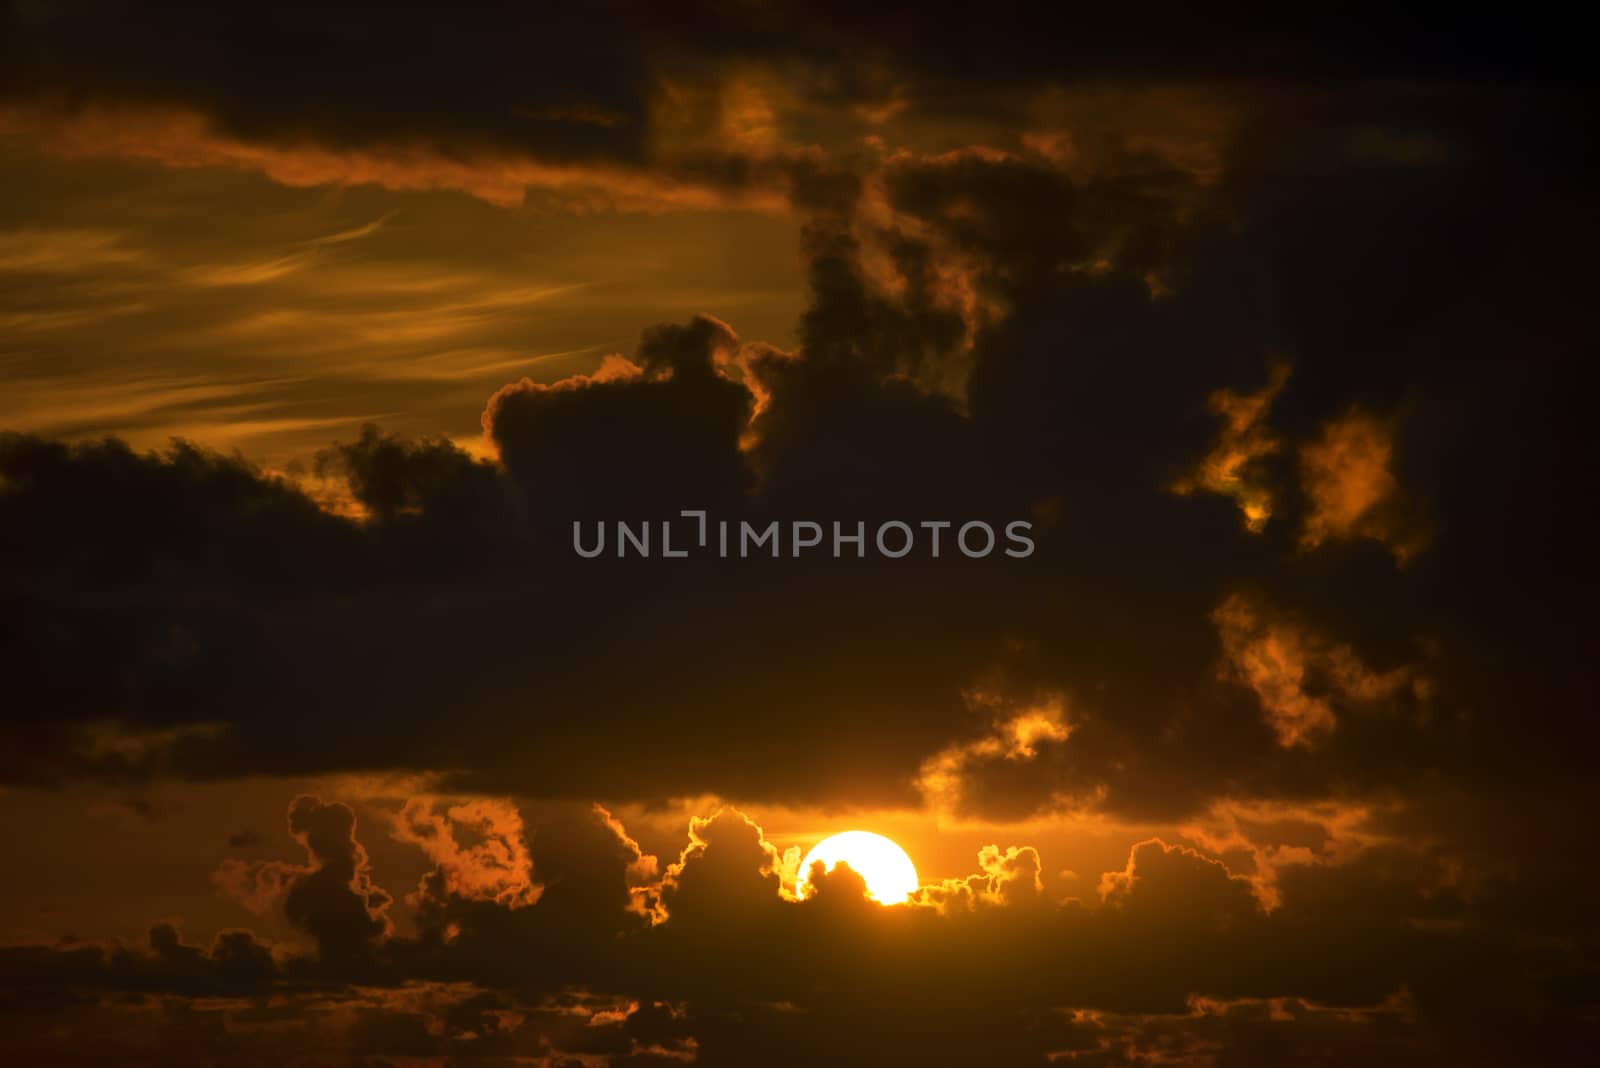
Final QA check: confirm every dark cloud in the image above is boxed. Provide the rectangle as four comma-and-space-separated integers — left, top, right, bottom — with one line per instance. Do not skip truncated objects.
484, 314, 754, 523
0, 73, 1590, 829
5, 5, 667, 164
1, 6, 1578, 157
6, 800, 1594, 1064
213, 796, 392, 970
0, 922, 278, 1006
280, 796, 392, 968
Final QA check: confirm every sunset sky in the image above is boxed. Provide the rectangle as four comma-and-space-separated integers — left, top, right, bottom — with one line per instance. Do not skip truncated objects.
0, 6, 1591, 1066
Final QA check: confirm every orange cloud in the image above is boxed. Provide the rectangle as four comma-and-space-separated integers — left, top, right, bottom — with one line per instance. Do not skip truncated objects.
593, 804, 665, 920
1097, 836, 1261, 935
1299, 409, 1425, 560
211, 796, 392, 961
392, 797, 540, 909
0, 103, 788, 213
1178, 797, 1389, 909
1175, 361, 1289, 531
917, 696, 1075, 816
916, 844, 1046, 913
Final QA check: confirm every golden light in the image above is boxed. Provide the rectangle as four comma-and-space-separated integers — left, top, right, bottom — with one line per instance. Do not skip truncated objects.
795, 830, 919, 905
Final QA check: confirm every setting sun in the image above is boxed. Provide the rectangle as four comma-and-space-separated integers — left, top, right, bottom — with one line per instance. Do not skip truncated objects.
795, 831, 919, 904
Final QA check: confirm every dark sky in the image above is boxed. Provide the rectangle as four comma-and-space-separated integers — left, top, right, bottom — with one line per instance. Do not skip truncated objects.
0, 5, 1592, 1065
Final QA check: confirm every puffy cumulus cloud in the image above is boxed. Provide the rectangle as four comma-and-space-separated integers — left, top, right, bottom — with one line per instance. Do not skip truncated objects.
391, 797, 539, 910
214, 796, 391, 968
482, 313, 755, 524
397, 803, 661, 994
1098, 838, 1265, 929
0, 334, 1002, 810
916, 844, 1046, 913
651, 808, 793, 924
280, 796, 393, 967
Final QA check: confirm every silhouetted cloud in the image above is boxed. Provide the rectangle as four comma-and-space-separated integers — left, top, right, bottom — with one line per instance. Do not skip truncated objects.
9, 799, 1594, 1063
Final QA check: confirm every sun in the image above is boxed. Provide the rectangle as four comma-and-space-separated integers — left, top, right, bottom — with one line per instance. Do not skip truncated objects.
795, 830, 919, 905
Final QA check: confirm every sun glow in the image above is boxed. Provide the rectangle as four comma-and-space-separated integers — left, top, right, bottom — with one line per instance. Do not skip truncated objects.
795, 830, 919, 905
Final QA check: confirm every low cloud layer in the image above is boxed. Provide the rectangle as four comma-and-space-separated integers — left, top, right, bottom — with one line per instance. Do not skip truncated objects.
3, 796, 1593, 1064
